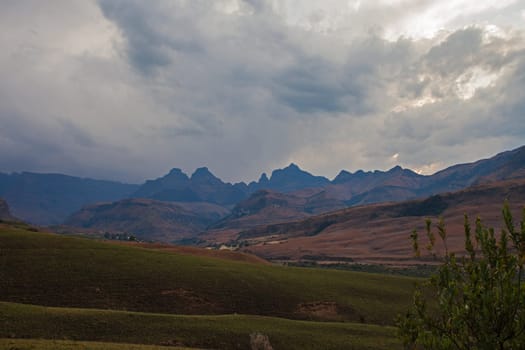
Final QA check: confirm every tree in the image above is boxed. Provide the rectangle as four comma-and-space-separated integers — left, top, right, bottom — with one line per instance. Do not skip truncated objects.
397, 203, 525, 349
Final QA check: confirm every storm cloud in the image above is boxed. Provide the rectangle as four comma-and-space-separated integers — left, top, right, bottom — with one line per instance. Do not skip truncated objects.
0, 0, 524, 183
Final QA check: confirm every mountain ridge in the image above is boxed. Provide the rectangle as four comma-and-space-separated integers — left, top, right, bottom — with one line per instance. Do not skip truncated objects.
209, 178, 525, 265
2, 145, 524, 228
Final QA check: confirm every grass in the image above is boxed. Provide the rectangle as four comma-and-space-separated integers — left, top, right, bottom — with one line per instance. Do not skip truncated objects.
0, 302, 401, 350
0, 224, 418, 325
0, 338, 195, 350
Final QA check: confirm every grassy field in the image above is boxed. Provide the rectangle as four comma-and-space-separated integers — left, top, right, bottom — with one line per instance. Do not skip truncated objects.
0, 302, 401, 350
0, 338, 195, 350
0, 224, 418, 325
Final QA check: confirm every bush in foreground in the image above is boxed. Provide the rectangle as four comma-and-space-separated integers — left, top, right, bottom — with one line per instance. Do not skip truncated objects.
397, 203, 525, 349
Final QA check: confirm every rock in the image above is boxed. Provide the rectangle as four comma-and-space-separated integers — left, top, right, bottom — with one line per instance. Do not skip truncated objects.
250, 332, 273, 350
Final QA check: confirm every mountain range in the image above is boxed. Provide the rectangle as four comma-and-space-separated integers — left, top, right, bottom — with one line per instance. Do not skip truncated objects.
1, 145, 524, 242
213, 178, 525, 265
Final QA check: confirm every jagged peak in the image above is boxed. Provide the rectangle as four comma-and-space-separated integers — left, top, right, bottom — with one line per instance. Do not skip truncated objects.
388, 165, 403, 172
258, 173, 269, 183
387, 165, 420, 176
335, 169, 351, 177
271, 163, 307, 177
155, 168, 190, 183
164, 167, 189, 179
168, 168, 185, 175
191, 167, 222, 182
333, 169, 369, 183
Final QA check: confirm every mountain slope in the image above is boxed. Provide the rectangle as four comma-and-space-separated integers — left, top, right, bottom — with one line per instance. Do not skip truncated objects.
211, 189, 347, 230
0, 223, 416, 324
322, 145, 525, 206
208, 178, 525, 265
133, 167, 247, 205
0, 172, 138, 225
424, 145, 525, 192
65, 198, 229, 241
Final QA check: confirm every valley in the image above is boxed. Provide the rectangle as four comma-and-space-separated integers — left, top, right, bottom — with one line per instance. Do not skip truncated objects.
1, 145, 524, 349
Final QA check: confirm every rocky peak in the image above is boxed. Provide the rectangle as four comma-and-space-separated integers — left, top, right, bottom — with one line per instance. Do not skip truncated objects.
332, 169, 370, 184
192, 167, 214, 179
167, 168, 188, 178
258, 173, 269, 184
268, 163, 330, 192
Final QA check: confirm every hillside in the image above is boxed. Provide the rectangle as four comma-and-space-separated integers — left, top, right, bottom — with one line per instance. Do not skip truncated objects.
64, 198, 229, 242
205, 179, 525, 265
211, 189, 347, 230
0, 172, 138, 225
0, 223, 416, 324
324, 145, 525, 206
0, 302, 400, 350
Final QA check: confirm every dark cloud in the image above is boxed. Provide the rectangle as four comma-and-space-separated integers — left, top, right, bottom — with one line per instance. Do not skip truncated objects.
273, 58, 349, 113
98, 1, 206, 74
0, 0, 524, 182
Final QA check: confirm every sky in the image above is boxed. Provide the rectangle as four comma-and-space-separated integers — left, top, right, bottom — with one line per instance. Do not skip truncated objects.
1, 0, 524, 184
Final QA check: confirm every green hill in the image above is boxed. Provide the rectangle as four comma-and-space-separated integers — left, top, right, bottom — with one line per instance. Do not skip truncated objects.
0, 302, 400, 350
0, 223, 417, 324
0, 223, 421, 349
0, 338, 194, 350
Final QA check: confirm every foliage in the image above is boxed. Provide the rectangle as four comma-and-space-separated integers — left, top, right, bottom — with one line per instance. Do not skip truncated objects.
397, 203, 525, 349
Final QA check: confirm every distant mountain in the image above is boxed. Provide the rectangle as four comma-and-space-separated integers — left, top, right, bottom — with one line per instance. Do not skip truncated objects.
211, 189, 347, 230
2, 145, 524, 229
211, 190, 311, 230
64, 198, 229, 242
210, 178, 525, 264
249, 163, 330, 193
324, 145, 525, 206
0, 172, 139, 225
327, 165, 423, 205
133, 167, 247, 205
421, 145, 525, 193
132, 164, 331, 206
0, 198, 17, 222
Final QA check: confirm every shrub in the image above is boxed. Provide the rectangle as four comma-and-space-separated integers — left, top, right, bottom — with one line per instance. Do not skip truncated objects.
397, 203, 525, 349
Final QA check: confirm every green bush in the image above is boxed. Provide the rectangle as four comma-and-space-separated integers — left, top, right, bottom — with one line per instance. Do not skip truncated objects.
397, 203, 525, 349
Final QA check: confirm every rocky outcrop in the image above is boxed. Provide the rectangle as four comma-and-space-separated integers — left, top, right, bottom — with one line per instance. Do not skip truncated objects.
250, 333, 273, 350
